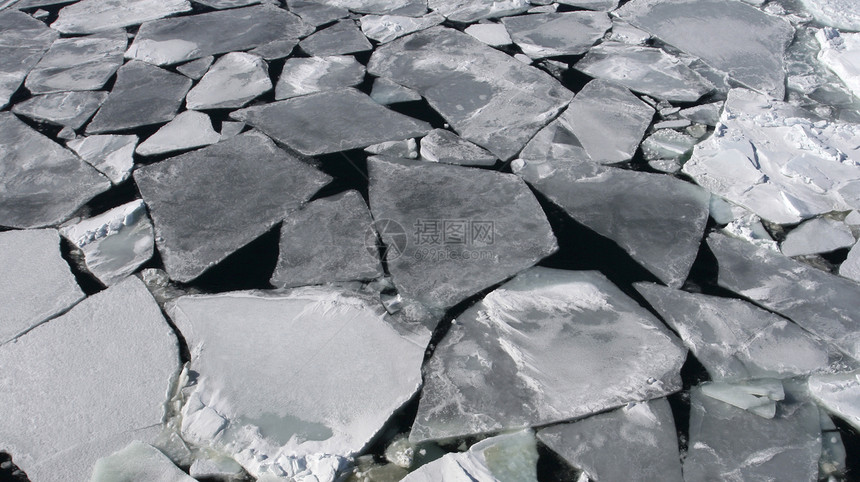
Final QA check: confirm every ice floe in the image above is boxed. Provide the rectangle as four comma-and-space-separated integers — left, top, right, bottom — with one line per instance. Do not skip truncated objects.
287, 0, 349, 27
25, 31, 125, 94
781, 217, 856, 256
175, 56, 214, 80
275, 55, 365, 100
185, 52, 272, 110
419, 128, 497, 166
429, 0, 528, 23
11, 90, 106, 130
816, 28, 860, 101
136, 111, 221, 156
0, 10, 57, 109
66, 134, 137, 184
90, 441, 195, 482
840, 241, 860, 281
808, 370, 860, 431
501, 12, 610, 59
360, 12, 445, 43
52, 0, 192, 34
800, 0, 860, 31
369, 77, 422, 104
299, 19, 372, 56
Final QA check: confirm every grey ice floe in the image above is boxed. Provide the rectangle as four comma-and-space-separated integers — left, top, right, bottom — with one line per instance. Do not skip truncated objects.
249, 38, 298, 60
11, 91, 107, 130
365, 139, 418, 158
808, 370, 860, 431
636, 283, 852, 381
575, 42, 714, 102
316, 0, 427, 16
684, 88, 860, 225
464, 23, 511, 47
194, 0, 262, 8
0, 277, 180, 482
219, 121, 245, 140
641, 129, 697, 161
60, 200, 154, 286
840, 241, 860, 282
501, 12, 610, 59
800, 0, 860, 31
51, 0, 191, 34
86, 61, 191, 134
678, 101, 723, 126
429, 0, 528, 23
684, 386, 821, 481
175, 56, 214, 80
286, 0, 349, 27
367, 156, 557, 319
419, 128, 497, 166
25, 31, 126, 94
700, 379, 785, 419
0, 10, 57, 109
360, 13, 445, 44
232, 89, 431, 156
136, 108, 221, 155
368, 27, 571, 161
556, 0, 617, 10
708, 232, 860, 360
134, 133, 330, 283
275, 56, 365, 100
0, 229, 83, 344
299, 20, 372, 57
617, 0, 794, 98
608, 19, 651, 45
411, 267, 685, 442
270, 190, 383, 288
370, 77, 422, 104
125, 5, 313, 66
169, 287, 428, 480
781, 217, 856, 256
514, 158, 709, 288
66, 134, 137, 185
816, 28, 860, 100
186, 53, 271, 110
402, 430, 538, 482
0, 113, 110, 229
90, 441, 194, 482
537, 399, 683, 482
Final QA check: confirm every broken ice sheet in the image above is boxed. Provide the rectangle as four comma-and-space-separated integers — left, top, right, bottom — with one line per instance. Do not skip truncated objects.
286, 0, 349, 27
59, 200, 154, 286
411, 267, 685, 442
368, 26, 571, 161
0, 113, 110, 229
700, 379, 785, 419
419, 128, 497, 166
134, 133, 331, 283
12, 91, 107, 130
25, 31, 126, 94
232, 89, 431, 156
299, 20, 372, 57
641, 129, 697, 161
51, 0, 191, 34
636, 283, 852, 381
185, 53, 271, 110
684, 88, 860, 225
0, 277, 180, 482
575, 42, 714, 102
90, 441, 194, 482
168, 287, 428, 480
501, 12, 610, 59
428, 0, 529, 23
126, 5, 313, 66
800, 0, 860, 31
514, 158, 709, 288
464, 23, 512, 47
0, 10, 57, 109
360, 13, 445, 44
708, 232, 860, 360
367, 156, 556, 317
684, 386, 821, 481
817, 28, 860, 101
270, 190, 383, 288
275, 56, 365, 100
781, 217, 856, 256
402, 430, 538, 482
536, 399, 683, 482
66, 134, 137, 185
556, 0, 617, 10
808, 370, 860, 432
313, 0, 427, 16
840, 241, 860, 282
175, 56, 214, 81
0, 229, 83, 344
370, 77, 422, 105
617, 0, 794, 98
135, 111, 220, 156
86, 61, 191, 134
194, 0, 262, 8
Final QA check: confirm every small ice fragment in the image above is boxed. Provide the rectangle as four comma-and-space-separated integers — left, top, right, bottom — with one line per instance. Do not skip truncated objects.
286, 0, 349, 27
800, 0, 860, 31
365, 139, 418, 158
135, 111, 220, 156
502, 12, 610, 59
0, 11, 57, 109
186, 52, 271, 110
781, 217, 856, 256
67, 134, 137, 185
370, 77, 422, 105
816, 28, 860, 100
419, 129, 497, 166
12, 91, 107, 130
464, 23, 511, 47
808, 370, 860, 432
25, 31, 125, 94
51, 0, 191, 34
91, 441, 195, 482
219, 121, 245, 140
839, 241, 860, 282
299, 19, 372, 56
275, 56, 364, 100
641, 129, 697, 161
175, 56, 214, 80
360, 13, 445, 43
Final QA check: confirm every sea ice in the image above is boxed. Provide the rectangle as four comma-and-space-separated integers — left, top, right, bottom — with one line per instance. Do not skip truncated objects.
367, 156, 556, 316
684, 88, 860, 225
781, 217, 856, 256
514, 158, 709, 288
816, 28, 860, 100
316, 0, 427, 16
0, 113, 110, 229
232, 89, 431, 156
641, 129, 697, 161
135, 110, 220, 156
370, 77, 422, 104
840, 241, 860, 282
635, 283, 850, 381
368, 27, 571, 161
402, 430, 538, 482
175, 56, 214, 80
0, 277, 180, 482
556, 0, 617, 10
66, 135, 137, 185
684, 386, 821, 481
169, 287, 428, 480
271, 190, 383, 288
51, 0, 192, 34
90, 441, 195, 482
59, 200, 154, 286
537, 399, 683, 482
25, 31, 125, 94
419, 128, 497, 166
617, 0, 794, 98
275, 56, 365, 100
700, 379, 785, 419
800, 0, 860, 31
250, 38, 299, 60
195, 0, 262, 8
360, 13, 445, 43
0, 229, 83, 344
808, 370, 860, 431
708, 232, 860, 360
576, 42, 714, 102
678, 101, 723, 126
0, 10, 57, 109
464, 23, 511, 47
134, 133, 330, 282
428, 0, 529, 23
365, 139, 417, 158
286, 0, 349, 27
300, 20, 373, 56
501, 12, 610, 59
125, 5, 313, 66
11, 91, 106, 130
185, 53, 271, 110
86, 61, 191, 134
411, 268, 685, 442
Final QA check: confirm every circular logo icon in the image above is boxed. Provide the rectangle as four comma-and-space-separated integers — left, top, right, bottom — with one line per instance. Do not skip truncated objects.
365, 218, 408, 261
